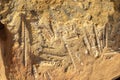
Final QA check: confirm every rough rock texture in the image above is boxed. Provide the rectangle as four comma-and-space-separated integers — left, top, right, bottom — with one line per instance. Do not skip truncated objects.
0, 0, 120, 80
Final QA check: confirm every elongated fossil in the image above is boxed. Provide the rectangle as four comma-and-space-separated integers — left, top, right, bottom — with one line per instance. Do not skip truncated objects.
64, 43, 77, 71
93, 25, 101, 54
105, 23, 108, 48
21, 13, 30, 67
83, 27, 91, 54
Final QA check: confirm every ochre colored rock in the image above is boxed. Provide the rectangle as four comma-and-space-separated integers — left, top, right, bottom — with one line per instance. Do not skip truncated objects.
0, 0, 120, 80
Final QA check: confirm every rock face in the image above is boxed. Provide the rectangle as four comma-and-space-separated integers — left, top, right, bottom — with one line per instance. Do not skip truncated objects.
0, 0, 120, 80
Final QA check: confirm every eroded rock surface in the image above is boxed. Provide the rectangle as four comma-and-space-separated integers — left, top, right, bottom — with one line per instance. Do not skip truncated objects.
0, 0, 120, 80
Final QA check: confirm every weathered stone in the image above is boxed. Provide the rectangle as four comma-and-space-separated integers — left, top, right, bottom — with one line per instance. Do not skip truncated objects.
0, 0, 120, 80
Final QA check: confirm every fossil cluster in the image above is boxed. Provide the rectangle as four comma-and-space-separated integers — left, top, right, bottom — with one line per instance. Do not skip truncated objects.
0, 0, 120, 80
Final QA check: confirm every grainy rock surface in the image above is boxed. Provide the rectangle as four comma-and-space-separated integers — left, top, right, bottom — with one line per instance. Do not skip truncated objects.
0, 0, 120, 80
